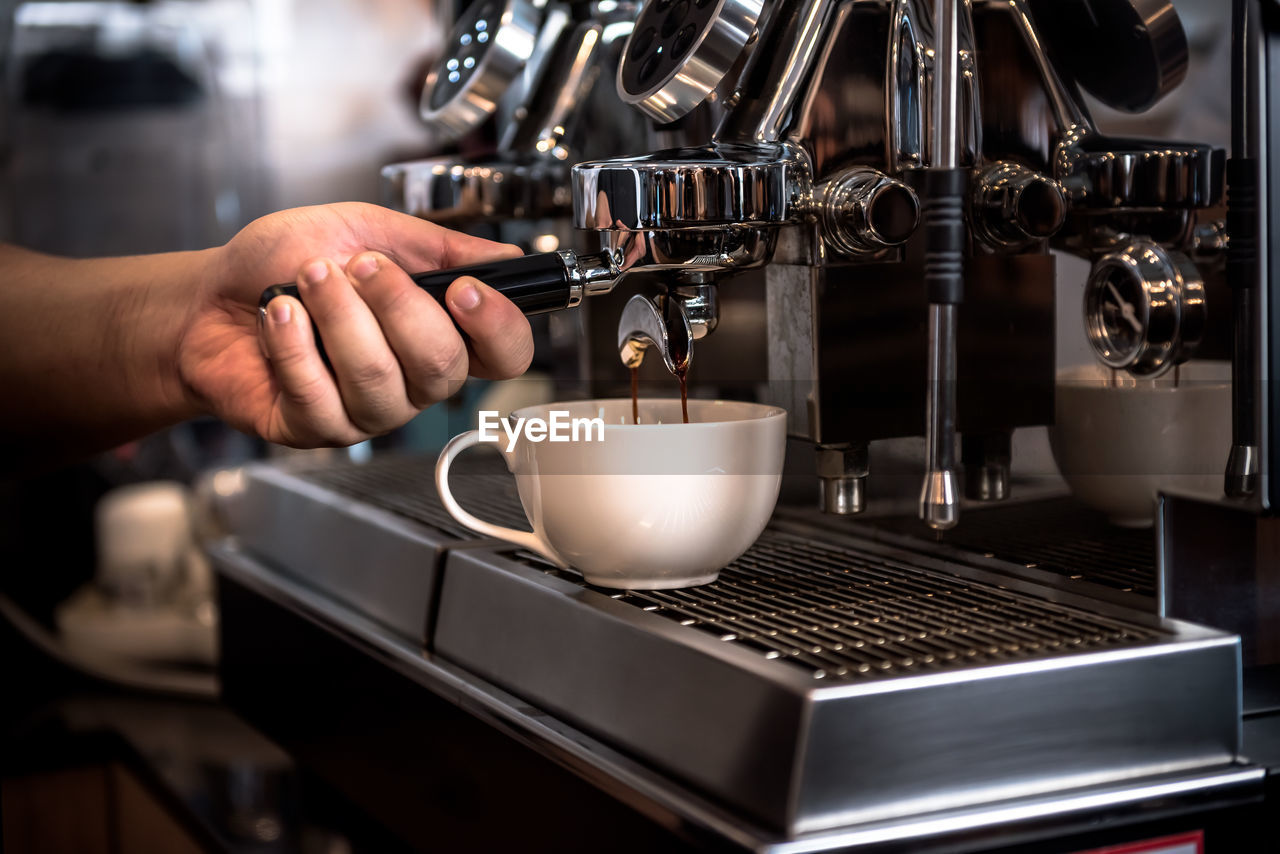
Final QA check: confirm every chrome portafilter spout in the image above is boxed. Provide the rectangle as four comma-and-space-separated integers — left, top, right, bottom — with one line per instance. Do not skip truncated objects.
617, 281, 720, 372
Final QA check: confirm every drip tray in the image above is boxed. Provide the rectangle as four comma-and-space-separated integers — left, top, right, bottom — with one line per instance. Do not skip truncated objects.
221, 457, 1242, 838
224, 453, 521, 642
435, 533, 1239, 836
809, 498, 1160, 607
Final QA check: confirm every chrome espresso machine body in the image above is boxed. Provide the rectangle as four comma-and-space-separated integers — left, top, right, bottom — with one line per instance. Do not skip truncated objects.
212, 1, 1280, 851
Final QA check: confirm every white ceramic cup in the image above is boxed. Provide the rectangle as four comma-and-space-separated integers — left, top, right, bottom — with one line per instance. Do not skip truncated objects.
435, 399, 787, 589
1048, 361, 1231, 527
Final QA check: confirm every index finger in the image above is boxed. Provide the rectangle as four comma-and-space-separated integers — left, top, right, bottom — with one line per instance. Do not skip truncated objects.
360, 207, 523, 272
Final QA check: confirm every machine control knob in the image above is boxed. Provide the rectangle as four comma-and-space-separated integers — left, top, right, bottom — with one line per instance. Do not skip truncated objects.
617, 0, 765, 124
1083, 239, 1206, 377
820, 168, 921, 255
973, 162, 1067, 247
418, 0, 544, 140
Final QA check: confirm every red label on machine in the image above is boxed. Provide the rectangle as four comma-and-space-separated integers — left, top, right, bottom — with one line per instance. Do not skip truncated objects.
1072, 831, 1203, 854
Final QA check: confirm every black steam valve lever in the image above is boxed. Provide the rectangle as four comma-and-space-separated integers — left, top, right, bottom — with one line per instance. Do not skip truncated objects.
258, 250, 618, 363
1224, 0, 1260, 499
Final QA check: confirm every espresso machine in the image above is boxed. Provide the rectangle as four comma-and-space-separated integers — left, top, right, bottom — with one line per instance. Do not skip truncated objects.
376, 0, 769, 400
213, 1, 1280, 850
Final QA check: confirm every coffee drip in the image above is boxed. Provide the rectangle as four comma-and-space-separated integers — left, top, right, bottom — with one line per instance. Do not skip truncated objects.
628, 366, 690, 425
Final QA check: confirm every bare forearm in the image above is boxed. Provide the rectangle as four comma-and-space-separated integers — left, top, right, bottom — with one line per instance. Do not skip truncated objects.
0, 243, 209, 468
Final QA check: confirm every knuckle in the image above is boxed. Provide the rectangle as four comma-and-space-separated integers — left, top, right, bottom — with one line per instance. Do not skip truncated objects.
417, 336, 469, 382
344, 353, 400, 391
282, 371, 332, 412
373, 277, 420, 318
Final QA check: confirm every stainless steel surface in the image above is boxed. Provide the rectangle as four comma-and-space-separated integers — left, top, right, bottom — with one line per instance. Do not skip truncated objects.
821, 498, 1159, 606
1054, 136, 1224, 212
214, 537, 1265, 853
930, 0, 963, 173
713, 0, 837, 145
217, 454, 522, 643
617, 292, 693, 374
387, 1, 651, 228
381, 158, 570, 224
967, 462, 1009, 502
616, 0, 765, 124
1226, 442, 1260, 499
418, 0, 545, 140
816, 445, 868, 516
1083, 240, 1207, 376
573, 142, 803, 231
434, 532, 1240, 835
971, 161, 1067, 249
818, 169, 920, 256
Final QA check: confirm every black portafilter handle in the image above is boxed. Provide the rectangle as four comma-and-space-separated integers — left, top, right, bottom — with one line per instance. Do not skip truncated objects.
259, 251, 580, 318
258, 251, 596, 364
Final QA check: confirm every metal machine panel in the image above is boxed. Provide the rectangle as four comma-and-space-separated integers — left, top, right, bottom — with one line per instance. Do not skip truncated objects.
431, 532, 1242, 835
223, 455, 519, 643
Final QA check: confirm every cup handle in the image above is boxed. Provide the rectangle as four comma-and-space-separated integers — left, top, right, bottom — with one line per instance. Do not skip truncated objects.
434, 430, 569, 568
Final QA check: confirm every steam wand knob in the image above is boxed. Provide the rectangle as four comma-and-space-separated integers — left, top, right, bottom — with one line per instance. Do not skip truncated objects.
820, 168, 921, 255
972, 161, 1067, 248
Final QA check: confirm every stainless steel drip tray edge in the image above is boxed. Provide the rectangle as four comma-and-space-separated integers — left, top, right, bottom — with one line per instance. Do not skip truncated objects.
222, 462, 455, 644
776, 765, 1263, 854
433, 544, 1243, 836
212, 541, 1261, 853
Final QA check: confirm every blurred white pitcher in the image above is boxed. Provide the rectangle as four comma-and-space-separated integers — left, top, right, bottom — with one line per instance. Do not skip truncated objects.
435, 399, 786, 589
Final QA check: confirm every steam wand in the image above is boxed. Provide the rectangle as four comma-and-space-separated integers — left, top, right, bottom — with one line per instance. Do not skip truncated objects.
919, 0, 970, 530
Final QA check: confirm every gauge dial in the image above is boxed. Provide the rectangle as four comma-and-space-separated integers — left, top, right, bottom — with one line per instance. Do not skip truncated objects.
1087, 268, 1147, 366
1083, 241, 1205, 377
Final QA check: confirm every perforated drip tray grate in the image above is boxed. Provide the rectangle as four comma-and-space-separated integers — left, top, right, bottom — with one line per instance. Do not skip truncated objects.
301, 452, 527, 540
845, 497, 1158, 599
438, 529, 1239, 835
513, 529, 1165, 684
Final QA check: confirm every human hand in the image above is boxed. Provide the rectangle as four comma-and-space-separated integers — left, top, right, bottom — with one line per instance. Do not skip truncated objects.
181, 202, 533, 447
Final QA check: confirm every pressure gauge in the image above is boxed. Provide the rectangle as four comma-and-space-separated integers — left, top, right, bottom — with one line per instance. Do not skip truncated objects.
419, 0, 543, 140
1083, 240, 1205, 377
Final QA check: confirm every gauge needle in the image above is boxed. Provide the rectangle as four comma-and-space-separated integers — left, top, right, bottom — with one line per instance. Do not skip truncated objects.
1105, 280, 1144, 334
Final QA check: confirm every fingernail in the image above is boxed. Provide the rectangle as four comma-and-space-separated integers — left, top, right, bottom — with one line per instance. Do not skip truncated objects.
350, 254, 378, 280
451, 280, 482, 311
303, 260, 328, 285
268, 298, 292, 325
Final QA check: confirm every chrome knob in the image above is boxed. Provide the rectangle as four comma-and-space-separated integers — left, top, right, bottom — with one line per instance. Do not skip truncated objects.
972, 162, 1066, 248
819, 168, 920, 255
1083, 240, 1206, 377
617, 0, 765, 124
419, 0, 544, 140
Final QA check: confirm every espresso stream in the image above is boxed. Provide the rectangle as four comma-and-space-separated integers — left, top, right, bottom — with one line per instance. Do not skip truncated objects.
630, 365, 689, 425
